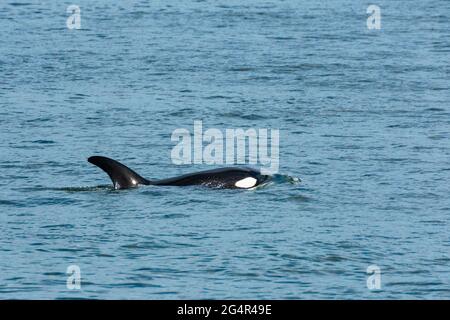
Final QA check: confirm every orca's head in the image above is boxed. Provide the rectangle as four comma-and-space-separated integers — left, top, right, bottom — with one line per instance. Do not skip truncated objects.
234, 171, 271, 189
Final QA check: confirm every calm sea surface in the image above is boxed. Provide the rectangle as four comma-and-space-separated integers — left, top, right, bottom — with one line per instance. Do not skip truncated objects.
0, 0, 449, 299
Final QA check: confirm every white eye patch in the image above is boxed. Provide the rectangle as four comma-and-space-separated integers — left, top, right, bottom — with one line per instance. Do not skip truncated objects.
235, 177, 257, 189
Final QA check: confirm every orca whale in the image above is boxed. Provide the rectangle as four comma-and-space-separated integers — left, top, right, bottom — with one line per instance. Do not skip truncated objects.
88, 156, 270, 190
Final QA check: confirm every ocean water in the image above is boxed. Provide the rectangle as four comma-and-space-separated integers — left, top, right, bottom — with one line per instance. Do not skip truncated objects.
0, 0, 449, 299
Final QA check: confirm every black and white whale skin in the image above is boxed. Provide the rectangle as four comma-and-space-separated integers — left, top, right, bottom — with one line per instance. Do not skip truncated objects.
88, 156, 270, 190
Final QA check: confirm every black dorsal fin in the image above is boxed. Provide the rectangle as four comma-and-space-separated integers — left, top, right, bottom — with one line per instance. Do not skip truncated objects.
88, 156, 151, 189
